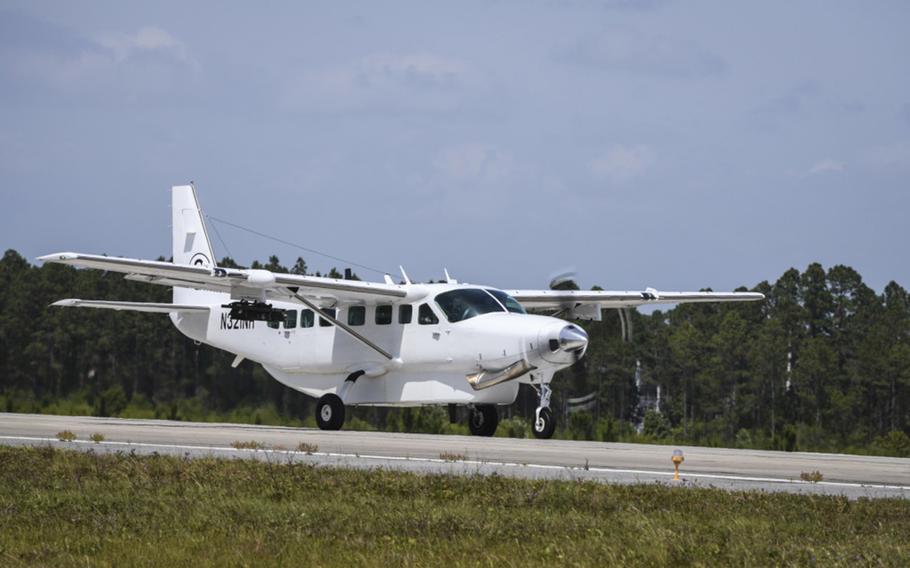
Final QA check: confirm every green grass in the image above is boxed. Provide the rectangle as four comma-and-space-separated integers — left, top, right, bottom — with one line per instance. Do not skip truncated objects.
0, 446, 908, 567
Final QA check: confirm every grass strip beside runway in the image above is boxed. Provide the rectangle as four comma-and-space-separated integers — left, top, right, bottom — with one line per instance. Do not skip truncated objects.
0, 446, 908, 566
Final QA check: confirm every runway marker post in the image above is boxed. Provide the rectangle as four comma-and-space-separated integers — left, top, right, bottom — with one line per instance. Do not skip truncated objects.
672, 449, 684, 481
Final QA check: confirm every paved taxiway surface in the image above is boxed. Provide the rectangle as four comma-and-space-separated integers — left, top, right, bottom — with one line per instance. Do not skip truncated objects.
1, 412, 908, 499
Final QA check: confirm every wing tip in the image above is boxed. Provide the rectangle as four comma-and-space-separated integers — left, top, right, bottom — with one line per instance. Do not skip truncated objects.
37, 252, 78, 263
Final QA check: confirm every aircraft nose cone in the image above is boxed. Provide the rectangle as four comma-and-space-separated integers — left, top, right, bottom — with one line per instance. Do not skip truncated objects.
559, 325, 588, 351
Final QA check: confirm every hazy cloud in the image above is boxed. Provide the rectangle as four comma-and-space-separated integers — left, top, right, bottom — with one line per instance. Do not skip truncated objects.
432, 143, 514, 183
751, 82, 821, 122
2, 2, 909, 293
808, 159, 845, 175
861, 142, 910, 170
590, 144, 655, 182
0, 16, 195, 98
558, 29, 728, 78
281, 52, 474, 113
96, 27, 191, 65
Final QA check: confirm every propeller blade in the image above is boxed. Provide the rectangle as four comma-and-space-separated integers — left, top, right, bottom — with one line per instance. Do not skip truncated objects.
548, 268, 580, 291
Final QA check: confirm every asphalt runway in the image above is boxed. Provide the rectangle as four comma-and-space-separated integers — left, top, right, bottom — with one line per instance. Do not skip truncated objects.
1, 412, 908, 499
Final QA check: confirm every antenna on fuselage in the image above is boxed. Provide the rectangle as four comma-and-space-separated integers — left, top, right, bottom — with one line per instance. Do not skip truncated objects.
444, 268, 457, 284
399, 266, 412, 285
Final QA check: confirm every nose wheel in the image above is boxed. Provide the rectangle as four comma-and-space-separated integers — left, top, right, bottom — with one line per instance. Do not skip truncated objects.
316, 393, 345, 430
532, 407, 556, 439
468, 404, 499, 436
532, 383, 556, 439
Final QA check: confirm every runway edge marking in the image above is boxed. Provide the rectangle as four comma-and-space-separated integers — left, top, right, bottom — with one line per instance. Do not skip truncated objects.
2, 435, 908, 492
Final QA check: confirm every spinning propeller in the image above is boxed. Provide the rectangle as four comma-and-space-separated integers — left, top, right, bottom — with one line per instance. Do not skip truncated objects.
547, 268, 633, 343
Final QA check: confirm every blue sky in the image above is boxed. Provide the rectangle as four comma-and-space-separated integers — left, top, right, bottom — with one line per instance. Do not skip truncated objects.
1, 1, 908, 292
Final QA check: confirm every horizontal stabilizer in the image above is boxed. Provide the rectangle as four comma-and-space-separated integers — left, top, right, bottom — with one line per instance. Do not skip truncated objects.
51, 299, 210, 314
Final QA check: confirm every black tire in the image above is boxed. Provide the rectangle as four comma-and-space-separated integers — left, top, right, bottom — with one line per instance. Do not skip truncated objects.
468, 404, 499, 437
316, 394, 345, 431
532, 408, 556, 439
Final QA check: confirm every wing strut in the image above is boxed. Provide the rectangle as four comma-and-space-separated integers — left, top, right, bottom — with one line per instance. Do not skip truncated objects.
289, 291, 393, 360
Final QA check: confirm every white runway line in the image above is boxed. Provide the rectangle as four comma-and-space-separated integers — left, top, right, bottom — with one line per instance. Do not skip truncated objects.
4, 434, 908, 493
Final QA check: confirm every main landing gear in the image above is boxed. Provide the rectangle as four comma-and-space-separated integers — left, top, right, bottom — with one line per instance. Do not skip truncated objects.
532, 383, 556, 439
316, 393, 345, 430
468, 404, 499, 437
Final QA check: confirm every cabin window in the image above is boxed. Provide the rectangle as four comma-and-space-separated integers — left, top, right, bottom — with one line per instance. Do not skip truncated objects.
375, 305, 392, 325
486, 289, 527, 314
418, 303, 438, 325
434, 288, 506, 323
319, 308, 336, 327
399, 304, 413, 324
348, 306, 366, 326
284, 309, 297, 329
301, 309, 314, 328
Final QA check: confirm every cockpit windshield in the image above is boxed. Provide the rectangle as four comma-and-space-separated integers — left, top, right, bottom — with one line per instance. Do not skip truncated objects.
486, 289, 527, 314
434, 289, 506, 323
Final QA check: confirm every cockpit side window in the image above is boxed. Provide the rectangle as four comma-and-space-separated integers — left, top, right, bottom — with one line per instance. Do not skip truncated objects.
434, 289, 507, 323
486, 289, 527, 314
418, 303, 438, 325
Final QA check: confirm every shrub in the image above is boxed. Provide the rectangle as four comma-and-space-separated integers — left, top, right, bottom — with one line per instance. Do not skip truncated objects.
735, 428, 753, 449
567, 411, 595, 440
596, 417, 618, 442
346, 416, 376, 432
94, 385, 127, 417
56, 430, 76, 442
800, 470, 824, 483
231, 440, 266, 450
874, 430, 910, 457
89, 433, 105, 443
498, 417, 528, 439
642, 410, 670, 440
439, 452, 466, 462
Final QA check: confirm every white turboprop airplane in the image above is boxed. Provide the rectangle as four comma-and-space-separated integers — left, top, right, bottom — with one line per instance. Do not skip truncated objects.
40, 185, 763, 438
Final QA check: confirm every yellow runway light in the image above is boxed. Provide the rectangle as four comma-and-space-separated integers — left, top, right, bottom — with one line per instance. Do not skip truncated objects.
672, 449, 684, 481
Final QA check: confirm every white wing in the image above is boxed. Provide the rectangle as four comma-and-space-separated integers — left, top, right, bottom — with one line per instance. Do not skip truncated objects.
38, 252, 406, 305
507, 288, 764, 310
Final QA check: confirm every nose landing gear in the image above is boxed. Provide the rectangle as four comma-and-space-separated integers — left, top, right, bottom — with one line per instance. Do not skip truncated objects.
532, 384, 556, 439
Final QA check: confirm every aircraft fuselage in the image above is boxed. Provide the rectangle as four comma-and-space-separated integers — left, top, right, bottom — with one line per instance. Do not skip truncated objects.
171, 283, 586, 407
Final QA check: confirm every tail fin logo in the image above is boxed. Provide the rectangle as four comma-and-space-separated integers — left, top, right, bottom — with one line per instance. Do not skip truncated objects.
190, 252, 212, 268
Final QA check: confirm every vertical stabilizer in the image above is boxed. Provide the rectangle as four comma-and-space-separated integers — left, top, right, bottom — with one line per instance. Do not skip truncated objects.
172, 184, 216, 268
172, 184, 219, 304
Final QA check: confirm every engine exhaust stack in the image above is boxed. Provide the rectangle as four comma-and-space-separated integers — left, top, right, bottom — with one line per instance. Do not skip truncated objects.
466, 359, 536, 391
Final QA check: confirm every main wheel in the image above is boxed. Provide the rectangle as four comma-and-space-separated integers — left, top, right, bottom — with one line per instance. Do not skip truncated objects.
532, 408, 556, 439
468, 405, 499, 437
315, 394, 345, 431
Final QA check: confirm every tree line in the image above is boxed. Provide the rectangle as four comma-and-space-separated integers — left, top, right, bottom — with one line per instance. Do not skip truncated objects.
1, 249, 908, 455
